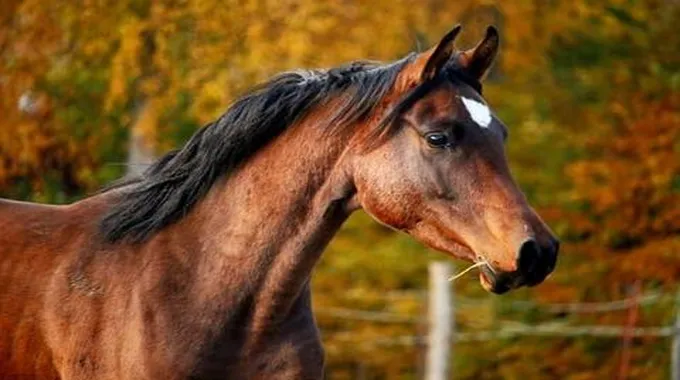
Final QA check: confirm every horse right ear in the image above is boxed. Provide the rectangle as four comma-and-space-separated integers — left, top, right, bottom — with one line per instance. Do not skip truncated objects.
397, 25, 462, 90
457, 26, 499, 81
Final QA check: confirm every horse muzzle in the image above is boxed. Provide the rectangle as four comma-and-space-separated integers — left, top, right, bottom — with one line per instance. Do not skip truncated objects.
480, 237, 559, 294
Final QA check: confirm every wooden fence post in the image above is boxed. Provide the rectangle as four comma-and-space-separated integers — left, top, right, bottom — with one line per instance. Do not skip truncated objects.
671, 288, 680, 380
426, 262, 453, 380
618, 281, 641, 380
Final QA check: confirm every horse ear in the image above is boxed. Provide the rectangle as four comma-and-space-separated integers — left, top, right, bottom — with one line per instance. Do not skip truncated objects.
397, 25, 461, 89
420, 25, 462, 81
458, 26, 499, 80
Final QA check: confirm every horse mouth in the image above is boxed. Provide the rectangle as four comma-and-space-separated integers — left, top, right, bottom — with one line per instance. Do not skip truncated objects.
479, 264, 514, 294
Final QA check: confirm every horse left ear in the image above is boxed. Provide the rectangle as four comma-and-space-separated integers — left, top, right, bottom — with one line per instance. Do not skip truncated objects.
458, 26, 499, 80
397, 25, 461, 90
420, 25, 462, 81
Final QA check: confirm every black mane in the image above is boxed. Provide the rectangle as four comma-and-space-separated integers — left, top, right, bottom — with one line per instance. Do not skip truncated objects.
99, 55, 482, 243
100, 58, 414, 242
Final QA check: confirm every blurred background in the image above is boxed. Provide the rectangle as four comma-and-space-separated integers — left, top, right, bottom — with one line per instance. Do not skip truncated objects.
0, 0, 678, 378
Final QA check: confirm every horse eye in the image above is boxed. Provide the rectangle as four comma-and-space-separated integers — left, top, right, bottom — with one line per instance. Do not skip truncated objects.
425, 132, 450, 148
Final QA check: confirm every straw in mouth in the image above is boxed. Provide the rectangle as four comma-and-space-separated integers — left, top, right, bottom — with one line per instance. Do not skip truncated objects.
448, 261, 489, 282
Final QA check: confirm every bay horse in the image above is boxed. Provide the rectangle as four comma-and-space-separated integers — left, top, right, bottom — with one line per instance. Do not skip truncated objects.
0, 25, 558, 379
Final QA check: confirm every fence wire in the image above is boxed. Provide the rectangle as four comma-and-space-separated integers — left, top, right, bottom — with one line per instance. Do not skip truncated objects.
317, 290, 680, 344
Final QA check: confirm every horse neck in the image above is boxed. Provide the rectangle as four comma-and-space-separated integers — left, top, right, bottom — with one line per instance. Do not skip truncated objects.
176, 113, 357, 334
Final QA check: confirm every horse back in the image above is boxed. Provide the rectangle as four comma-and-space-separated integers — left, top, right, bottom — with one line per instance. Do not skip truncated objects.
0, 198, 97, 379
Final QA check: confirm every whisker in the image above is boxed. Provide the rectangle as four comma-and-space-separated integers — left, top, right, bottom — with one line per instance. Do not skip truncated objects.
448, 261, 487, 282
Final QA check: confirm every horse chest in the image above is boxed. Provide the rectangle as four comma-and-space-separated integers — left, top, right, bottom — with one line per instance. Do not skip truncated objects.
186, 304, 325, 379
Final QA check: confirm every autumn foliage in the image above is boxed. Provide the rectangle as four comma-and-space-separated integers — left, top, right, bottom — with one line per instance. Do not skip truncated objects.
1, 1, 678, 378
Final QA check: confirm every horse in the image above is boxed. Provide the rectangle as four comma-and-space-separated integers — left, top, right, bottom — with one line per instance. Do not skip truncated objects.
0, 25, 559, 379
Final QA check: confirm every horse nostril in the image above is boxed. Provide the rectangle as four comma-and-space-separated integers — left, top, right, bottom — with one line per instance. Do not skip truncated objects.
517, 239, 541, 276
550, 237, 560, 255
544, 237, 560, 273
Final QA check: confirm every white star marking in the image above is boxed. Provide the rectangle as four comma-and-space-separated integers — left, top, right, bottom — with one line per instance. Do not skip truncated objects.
460, 97, 492, 128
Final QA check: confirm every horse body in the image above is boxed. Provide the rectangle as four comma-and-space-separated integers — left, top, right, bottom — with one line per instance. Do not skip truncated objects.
0, 25, 560, 379
1, 111, 348, 379
0, 200, 68, 379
